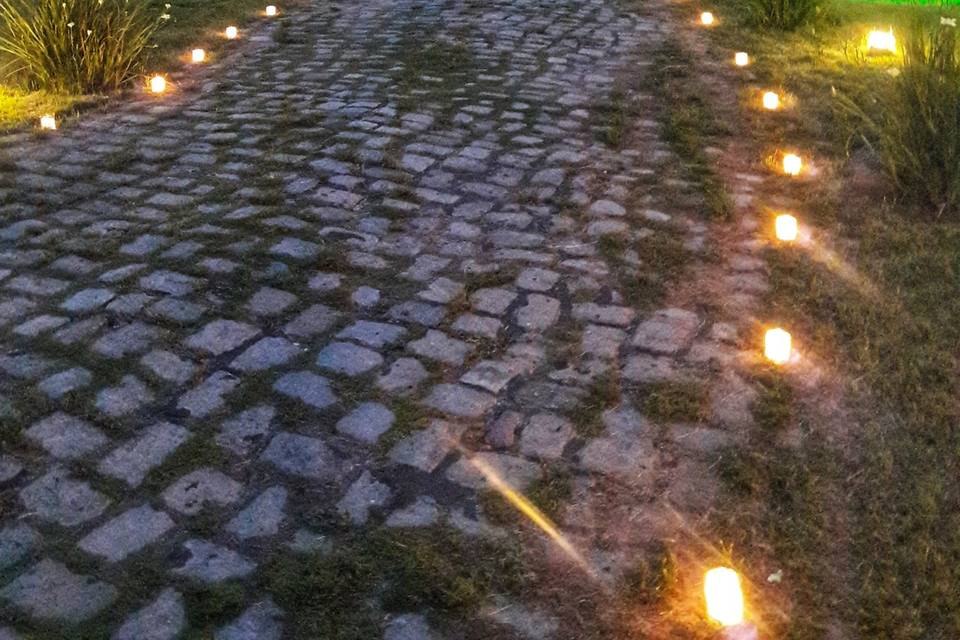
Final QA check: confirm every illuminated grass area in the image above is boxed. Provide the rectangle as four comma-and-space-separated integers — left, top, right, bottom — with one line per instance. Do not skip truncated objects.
0, 86, 84, 130
0, 0, 271, 130
708, 2, 960, 637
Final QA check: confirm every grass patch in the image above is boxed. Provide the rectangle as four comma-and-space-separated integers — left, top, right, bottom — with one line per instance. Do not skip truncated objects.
567, 371, 620, 438
262, 525, 525, 639
620, 541, 679, 605
593, 87, 632, 148
705, 2, 960, 636
640, 380, 706, 423
0, 85, 86, 128
749, 368, 794, 431
647, 40, 731, 220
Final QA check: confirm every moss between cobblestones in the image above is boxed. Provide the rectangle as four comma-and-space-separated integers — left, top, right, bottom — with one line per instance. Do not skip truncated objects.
139, 429, 230, 495
376, 396, 431, 458
262, 525, 524, 639
639, 380, 707, 424
567, 371, 621, 438
181, 582, 249, 637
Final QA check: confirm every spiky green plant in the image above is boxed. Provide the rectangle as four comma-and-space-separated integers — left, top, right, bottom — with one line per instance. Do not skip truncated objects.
0, 0, 169, 94
739, 0, 822, 30
837, 19, 960, 216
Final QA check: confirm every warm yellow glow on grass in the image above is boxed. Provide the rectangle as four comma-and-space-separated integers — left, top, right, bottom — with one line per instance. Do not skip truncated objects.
39, 114, 56, 130
265, 4, 278, 16
764, 328, 792, 365
734, 51, 749, 66
705, 567, 745, 626
191, 48, 206, 63
700, 11, 715, 25
149, 75, 167, 94
225, 25, 239, 39
775, 214, 798, 242
867, 28, 896, 54
783, 153, 802, 176
762, 91, 780, 110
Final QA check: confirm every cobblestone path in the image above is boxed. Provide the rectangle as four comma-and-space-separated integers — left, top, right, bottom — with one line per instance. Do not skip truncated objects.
0, 0, 762, 638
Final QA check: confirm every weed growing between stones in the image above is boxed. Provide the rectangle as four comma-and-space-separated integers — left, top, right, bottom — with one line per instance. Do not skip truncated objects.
262, 525, 524, 639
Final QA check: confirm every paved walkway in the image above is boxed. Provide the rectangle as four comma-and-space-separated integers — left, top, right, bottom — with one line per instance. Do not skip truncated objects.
0, 0, 756, 637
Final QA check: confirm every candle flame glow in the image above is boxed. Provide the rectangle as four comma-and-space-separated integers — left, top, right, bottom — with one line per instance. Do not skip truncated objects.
191, 48, 206, 63
867, 28, 896, 53
764, 328, 792, 365
700, 11, 715, 25
704, 567, 745, 626
225, 25, 238, 39
783, 153, 802, 176
762, 91, 780, 110
266, 5, 277, 16
149, 75, 167, 94
775, 214, 798, 242
734, 52, 749, 66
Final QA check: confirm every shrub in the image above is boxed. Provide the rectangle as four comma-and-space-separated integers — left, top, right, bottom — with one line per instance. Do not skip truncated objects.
837, 20, 960, 216
739, 0, 822, 31
0, 0, 168, 94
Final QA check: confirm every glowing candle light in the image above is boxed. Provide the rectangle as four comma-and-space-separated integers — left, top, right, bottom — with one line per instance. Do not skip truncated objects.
734, 52, 750, 66
40, 115, 57, 131
775, 214, 798, 242
700, 11, 715, 25
764, 328, 792, 365
149, 75, 167, 94
762, 91, 780, 110
783, 153, 802, 176
191, 48, 206, 63
265, 5, 278, 16
225, 25, 239, 39
705, 567, 745, 626
867, 28, 896, 54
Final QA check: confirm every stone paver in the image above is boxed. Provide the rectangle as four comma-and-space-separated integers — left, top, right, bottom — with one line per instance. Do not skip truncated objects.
24, 412, 107, 459
112, 588, 185, 640
0, 559, 117, 622
78, 504, 174, 562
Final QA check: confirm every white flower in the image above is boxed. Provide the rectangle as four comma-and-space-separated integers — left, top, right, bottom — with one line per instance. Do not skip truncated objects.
86, 29, 92, 35
941, 16, 956, 27
160, 13, 170, 19
887, 67, 901, 77
66, 21, 74, 27
767, 569, 783, 584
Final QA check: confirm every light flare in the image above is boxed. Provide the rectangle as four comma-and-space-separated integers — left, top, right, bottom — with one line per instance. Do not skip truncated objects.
462, 452, 596, 578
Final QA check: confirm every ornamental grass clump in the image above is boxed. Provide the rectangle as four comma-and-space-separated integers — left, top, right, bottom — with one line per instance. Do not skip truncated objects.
739, 0, 823, 31
838, 19, 960, 217
0, 0, 169, 94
